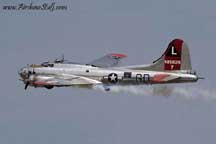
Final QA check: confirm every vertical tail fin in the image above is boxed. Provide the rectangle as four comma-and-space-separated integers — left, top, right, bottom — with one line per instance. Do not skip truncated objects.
129, 39, 192, 72
151, 39, 192, 71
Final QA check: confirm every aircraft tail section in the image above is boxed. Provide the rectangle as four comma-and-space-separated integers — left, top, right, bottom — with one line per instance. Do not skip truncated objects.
128, 39, 192, 72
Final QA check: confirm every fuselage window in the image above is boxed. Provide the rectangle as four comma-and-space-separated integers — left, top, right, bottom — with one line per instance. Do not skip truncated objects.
124, 72, 132, 78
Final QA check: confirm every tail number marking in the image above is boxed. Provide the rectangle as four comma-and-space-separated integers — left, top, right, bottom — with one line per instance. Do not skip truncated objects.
171, 46, 177, 55
164, 60, 181, 65
136, 74, 150, 83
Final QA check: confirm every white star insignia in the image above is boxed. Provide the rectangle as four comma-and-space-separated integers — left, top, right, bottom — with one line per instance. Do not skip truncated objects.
110, 74, 117, 81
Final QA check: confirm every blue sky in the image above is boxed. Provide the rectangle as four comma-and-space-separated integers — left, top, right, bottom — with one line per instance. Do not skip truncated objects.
0, 0, 216, 144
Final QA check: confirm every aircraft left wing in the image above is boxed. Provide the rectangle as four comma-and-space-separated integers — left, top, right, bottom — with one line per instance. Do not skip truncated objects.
33, 74, 102, 86
88, 53, 127, 67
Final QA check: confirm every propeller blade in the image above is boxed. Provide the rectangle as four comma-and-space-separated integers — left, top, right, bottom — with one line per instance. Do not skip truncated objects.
33, 68, 36, 74
24, 82, 29, 90
27, 71, 31, 79
62, 54, 64, 62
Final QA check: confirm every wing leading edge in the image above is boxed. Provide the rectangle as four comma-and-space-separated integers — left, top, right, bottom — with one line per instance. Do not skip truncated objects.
33, 74, 102, 87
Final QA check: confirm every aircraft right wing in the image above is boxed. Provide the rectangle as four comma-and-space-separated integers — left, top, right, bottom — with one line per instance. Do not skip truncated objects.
88, 53, 127, 67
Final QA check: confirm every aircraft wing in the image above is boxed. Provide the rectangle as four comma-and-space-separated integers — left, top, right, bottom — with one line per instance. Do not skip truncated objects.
34, 74, 102, 86
88, 53, 127, 67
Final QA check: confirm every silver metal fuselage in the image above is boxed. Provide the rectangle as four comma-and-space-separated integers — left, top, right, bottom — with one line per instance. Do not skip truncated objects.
19, 63, 198, 89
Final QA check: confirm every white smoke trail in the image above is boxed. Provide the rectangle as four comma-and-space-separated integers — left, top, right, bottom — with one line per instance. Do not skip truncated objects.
172, 86, 216, 100
109, 85, 153, 96
93, 85, 216, 100
93, 85, 152, 96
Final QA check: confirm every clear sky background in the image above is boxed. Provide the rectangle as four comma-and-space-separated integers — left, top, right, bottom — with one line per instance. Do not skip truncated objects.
0, 0, 216, 144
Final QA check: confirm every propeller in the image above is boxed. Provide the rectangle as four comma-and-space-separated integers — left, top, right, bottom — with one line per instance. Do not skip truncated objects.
24, 66, 36, 90
61, 54, 64, 62
24, 82, 29, 90
24, 66, 31, 90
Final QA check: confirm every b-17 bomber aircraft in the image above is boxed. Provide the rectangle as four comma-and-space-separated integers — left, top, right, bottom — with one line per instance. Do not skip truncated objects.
19, 39, 202, 91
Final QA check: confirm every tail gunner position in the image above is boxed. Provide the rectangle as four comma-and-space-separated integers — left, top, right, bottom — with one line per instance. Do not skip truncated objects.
19, 39, 202, 91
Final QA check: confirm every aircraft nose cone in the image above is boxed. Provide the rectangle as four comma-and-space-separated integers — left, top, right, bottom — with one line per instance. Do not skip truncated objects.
18, 67, 28, 79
